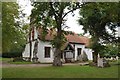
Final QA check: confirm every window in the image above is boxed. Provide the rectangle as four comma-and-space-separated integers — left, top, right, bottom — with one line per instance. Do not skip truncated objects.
66, 52, 73, 58
77, 48, 81, 56
44, 47, 51, 58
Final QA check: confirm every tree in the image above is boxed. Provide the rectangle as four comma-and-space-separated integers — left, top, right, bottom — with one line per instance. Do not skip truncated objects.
0, 1, 1, 54
100, 43, 119, 58
78, 3, 119, 63
31, 2, 85, 66
2, 2, 26, 55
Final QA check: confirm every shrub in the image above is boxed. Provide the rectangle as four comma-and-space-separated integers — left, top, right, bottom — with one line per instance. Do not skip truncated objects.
13, 57, 23, 62
82, 51, 88, 61
77, 51, 88, 62
89, 62, 97, 66
2, 52, 22, 58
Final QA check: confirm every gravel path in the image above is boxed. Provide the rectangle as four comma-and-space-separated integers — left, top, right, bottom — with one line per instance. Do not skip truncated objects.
0, 61, 89, 68
1, 62, 52, 68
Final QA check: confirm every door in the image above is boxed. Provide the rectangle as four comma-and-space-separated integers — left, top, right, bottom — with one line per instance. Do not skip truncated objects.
65, 51, 73, 63
77, 48, 81, 56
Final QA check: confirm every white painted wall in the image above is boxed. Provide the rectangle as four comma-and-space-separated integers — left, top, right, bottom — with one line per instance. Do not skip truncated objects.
74, 44, 93, 61
84, 48, 93, 60
22, 43, 30, 57
34, 27, 38, 39
37, 40, 54, 63
74, 44, 85, 60
23, 40, 93, 62
22, 41, 35, 61
31, 41, 35, 59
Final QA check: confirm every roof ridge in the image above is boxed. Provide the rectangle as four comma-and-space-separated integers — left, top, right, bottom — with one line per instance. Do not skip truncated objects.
37, 27, 90, 47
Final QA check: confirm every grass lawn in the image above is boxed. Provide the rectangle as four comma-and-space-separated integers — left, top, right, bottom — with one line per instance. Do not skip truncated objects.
9, 61, 32, 64
1, 58, 119, 78
0, 58, 11, 62
2, 65, 118, 78
1, 57, 32, 64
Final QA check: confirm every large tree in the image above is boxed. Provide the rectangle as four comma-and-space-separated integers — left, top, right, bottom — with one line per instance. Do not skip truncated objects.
78, 3, 119, 63
31, 2, 85, 66
101, 43, 118, 58
2, 2, 26, 54
0, 2, 1, 54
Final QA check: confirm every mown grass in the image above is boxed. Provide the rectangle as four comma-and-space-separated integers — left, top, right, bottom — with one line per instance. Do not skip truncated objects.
2, 65, 118, 78
1, 58, 119, 78
0, 58, 11, 62
9, 61, 32, 64
1, 57, 32, 64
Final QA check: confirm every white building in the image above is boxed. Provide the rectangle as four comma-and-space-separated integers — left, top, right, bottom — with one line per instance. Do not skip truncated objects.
22, 27, 93, 63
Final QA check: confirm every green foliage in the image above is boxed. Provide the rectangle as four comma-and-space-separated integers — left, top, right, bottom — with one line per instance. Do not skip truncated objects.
91, 41, 105, 53
79, 3, 118, 43
101, 44, 119, 57
77, 33, 84, 36
51, 32, 67, 49
31, 2, 85, 66
22, 24, 30, 35
2, 52, 22, 58
118, 43, 120, 57
78, 3, 119, 57
31, 2, 83, 49
2, 2, 27, 53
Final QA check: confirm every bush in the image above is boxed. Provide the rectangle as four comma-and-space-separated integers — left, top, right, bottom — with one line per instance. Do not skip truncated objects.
13, 57, 23, 62
82, 51, 88, 61
103, 59, 110, 67
2, 52, 22, 58
77, 51, 88, 62
89, 62, 97, 66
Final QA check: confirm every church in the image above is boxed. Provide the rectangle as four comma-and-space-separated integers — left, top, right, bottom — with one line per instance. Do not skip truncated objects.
22, 27, 93, 63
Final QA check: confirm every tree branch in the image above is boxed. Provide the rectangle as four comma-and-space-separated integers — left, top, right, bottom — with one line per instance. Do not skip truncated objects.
62, 3, 88, 19
58, 3, 64, 27
49, 2, 58, 24
62, 7, 78, 19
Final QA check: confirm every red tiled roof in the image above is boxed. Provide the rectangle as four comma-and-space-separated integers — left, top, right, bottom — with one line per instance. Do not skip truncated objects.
38, 28, 54, 41
37, 28, 90, 47
65, 33, 85, 44
79, 36, 90, 47
65, 33, 90, 47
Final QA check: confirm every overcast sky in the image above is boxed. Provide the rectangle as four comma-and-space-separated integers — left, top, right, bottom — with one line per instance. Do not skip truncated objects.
18, 0, 86, 34
18, 0, 119, 37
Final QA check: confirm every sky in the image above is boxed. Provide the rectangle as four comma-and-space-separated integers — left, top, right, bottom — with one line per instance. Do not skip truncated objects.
65, 9, 84, 34
18, 0, 119, 37
18, 0, 86, 35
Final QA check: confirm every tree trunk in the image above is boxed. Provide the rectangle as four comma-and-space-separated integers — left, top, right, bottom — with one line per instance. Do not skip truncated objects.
53, 24, 62, 66
93, 52, 98, 64
53, 48, 62, 66
51, 4, 63, 66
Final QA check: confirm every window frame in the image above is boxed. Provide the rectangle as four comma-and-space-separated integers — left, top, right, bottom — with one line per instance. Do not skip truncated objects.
44, 46, 51, 58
